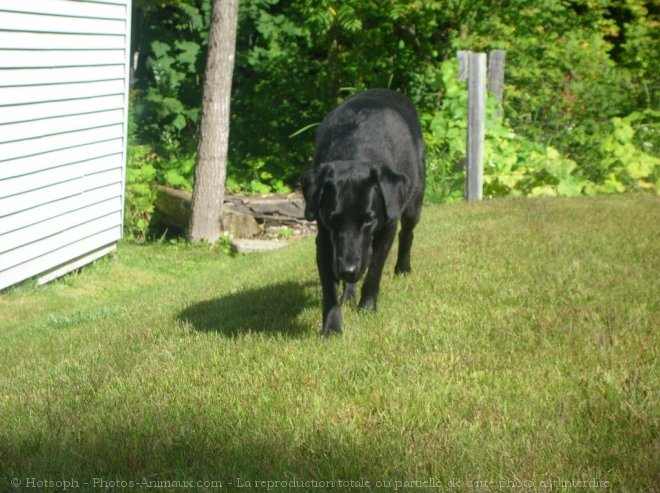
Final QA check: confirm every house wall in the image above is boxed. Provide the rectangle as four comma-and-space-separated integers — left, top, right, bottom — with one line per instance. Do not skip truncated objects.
0, 0, 131, 290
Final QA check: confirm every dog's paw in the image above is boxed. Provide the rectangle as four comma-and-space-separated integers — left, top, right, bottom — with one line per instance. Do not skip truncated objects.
358, 296, 377, 312
321, 306, 342, 336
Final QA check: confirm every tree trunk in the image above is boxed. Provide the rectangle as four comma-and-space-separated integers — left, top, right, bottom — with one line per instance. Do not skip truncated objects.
188, 0, 239, 243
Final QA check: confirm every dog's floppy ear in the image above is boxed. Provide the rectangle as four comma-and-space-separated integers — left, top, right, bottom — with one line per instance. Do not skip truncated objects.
301, 164, 333, 221
372, 165, 410, 220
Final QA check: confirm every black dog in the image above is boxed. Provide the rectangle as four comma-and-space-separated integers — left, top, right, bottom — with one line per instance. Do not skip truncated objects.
302, 89, 425, 336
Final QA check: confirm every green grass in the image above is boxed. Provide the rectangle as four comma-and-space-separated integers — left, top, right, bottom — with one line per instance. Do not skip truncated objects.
1, 195, 658, 492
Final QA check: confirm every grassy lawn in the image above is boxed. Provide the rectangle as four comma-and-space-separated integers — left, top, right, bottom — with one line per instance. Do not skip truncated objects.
1, 195, 658, 492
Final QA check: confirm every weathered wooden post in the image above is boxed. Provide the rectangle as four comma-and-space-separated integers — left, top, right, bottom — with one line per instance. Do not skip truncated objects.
487, 50, 506, 117
465, 52, 486, 202
457, 50, 504, 202
457, 50, 470, 80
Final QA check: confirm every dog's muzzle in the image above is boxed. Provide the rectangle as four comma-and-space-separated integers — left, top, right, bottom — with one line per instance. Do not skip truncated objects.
338, 263, 360, 283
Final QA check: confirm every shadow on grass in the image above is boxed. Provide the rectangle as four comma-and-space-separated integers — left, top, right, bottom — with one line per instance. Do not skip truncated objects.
0, 423, 385, 487
178, 281, 317, 337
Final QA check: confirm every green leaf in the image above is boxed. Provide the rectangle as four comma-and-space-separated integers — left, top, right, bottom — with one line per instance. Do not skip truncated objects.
530, 185, 557, 197
151, 41, 170, 59
175, 40, 201, 71
289, 122, 320, 138
172, 114, 187, 130
249, 180, 271, 194
556, 177, 585, 196
626, 158, 655, 179
161, 97, 185, 114
164, 170, 188, 188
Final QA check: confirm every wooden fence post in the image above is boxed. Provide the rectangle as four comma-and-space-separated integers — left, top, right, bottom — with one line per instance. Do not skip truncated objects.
487, 49, 506, 117
456, 50, 470, 81
465, 52, 486, 202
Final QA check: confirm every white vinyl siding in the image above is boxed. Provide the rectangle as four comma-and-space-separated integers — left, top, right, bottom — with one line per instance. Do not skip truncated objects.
0, 0, 131, 290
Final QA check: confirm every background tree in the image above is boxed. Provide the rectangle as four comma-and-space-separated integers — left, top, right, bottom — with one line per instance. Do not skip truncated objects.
188, 0, 240, 243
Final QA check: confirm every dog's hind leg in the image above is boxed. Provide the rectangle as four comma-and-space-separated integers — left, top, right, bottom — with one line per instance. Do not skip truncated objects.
359, 221, 398, 311
395, 198, 422, 275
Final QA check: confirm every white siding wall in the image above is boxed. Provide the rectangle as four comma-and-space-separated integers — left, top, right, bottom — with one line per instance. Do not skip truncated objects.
0, 0, 131, 290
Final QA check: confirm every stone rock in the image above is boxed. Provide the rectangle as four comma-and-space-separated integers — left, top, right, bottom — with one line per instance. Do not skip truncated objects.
231, 239, 287, 254
223, 209, 262, 238
153, 185, 314, 239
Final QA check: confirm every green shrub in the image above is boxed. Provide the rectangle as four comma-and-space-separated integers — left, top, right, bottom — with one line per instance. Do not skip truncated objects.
225, 156, 292, 195
595, 111, 660, 193
128, 0, 658, 199
424, 60, 659, 201
148, 152, 293, 195
157, 153, 196, 192
124, 145, 158, 241
131, 1, 210, 158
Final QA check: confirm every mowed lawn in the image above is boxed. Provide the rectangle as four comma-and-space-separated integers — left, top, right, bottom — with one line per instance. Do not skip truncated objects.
0, 195, 658, 492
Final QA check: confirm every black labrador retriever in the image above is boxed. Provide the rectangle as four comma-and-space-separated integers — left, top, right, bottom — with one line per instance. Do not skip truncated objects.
302, 89, 425, 336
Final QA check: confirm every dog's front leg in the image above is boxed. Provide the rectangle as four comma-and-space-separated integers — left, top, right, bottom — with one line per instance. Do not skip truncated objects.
341, 282, 357, 304
316, 226, 342, 336
359, 221, 398, 311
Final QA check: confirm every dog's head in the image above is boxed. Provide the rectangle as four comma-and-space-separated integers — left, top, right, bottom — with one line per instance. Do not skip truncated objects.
301, 161, 409, 283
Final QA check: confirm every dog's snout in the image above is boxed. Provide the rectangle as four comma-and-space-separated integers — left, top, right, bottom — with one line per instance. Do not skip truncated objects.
338, 261, 360, 282
341, 264, 358, 276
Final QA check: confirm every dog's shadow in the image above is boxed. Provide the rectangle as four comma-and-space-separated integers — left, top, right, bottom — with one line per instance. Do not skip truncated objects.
178, 281, 317, 338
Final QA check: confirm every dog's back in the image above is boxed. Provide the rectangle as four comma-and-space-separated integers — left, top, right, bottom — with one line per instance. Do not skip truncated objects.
313, 89, 425, 193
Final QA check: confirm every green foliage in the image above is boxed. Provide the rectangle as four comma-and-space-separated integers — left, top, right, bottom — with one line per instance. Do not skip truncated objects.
424, 60, 659, 201
225, 156, 292, 195
157, 154, 196, 191
124, 145, 158, 241
216, 231, 235, 256
131, 1, 209, 156
597, 111, 660, 191
128, 0, 659, 205
423, 60, 467, 203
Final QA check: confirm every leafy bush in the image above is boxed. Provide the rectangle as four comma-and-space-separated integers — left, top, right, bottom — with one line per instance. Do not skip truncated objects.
124, 145, 158, 241
425, 60, 659, 201
131, 1, 209, 158
128, 0, 658, 200
225, 156, 292, 195
595, 111, 660, 193
157, 154, 196, 192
